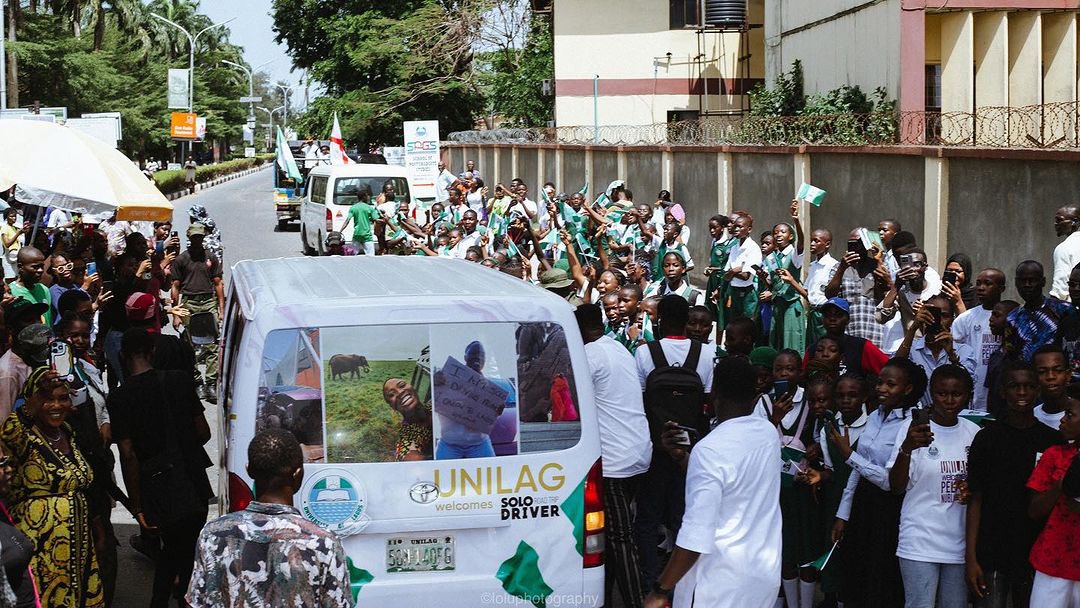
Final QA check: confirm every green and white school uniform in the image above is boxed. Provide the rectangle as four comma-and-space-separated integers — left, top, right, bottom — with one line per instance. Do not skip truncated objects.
644, 278, 703, 305
707, 237, 738, 329
765, 245, 806, 355
724, 236, 762, 323
613, 312, 655, 354
652, 240, 695, 277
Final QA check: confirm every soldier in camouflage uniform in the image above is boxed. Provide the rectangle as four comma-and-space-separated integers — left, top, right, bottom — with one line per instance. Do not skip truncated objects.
186, 429, 352, 607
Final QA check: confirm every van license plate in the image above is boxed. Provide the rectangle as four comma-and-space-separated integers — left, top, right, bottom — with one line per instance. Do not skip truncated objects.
386, 536, 455, 573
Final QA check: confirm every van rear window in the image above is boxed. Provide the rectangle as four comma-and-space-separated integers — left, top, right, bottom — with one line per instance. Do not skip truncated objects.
332, 177, 410, 205
255, 322, 580, 464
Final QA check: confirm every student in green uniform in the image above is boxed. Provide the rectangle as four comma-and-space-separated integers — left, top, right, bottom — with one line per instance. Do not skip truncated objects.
764, 218, 807, 355
644, 252, 702, 305
615, 284, 654, 352
724, 213, 762, 325
652, 223, 694, 278
339, 190, 382, 255
705, 214, 735, 343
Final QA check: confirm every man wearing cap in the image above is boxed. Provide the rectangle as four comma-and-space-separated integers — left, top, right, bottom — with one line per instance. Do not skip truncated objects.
9, 246, 52, 327
171, 223, 224, 402
806, 297, 890, 377
127, 292, 197, 376
540, 268, 583, 306
0, 323, 51, 419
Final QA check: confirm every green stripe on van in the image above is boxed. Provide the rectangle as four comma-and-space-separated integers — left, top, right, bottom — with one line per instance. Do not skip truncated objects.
561, 476, 586, 557
496, 540, 553, 607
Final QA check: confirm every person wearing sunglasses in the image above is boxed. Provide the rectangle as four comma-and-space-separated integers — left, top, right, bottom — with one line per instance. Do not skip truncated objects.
47, 253, 85, 325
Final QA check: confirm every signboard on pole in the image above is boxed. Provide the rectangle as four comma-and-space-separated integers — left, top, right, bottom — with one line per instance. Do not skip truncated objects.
195, 117, 207, 141
66, 118, 120, 148
168, 69, 189, 109
382, 146, 405, 167
403, 120, 439, 200
239, 96, 263, 103
81, 112, 122, 140
244, 147, 256, 158
170, 112, 197, 139
242, 124, 254, 144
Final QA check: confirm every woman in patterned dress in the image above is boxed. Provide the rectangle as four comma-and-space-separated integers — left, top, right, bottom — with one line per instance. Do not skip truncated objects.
1, 368, 103, 607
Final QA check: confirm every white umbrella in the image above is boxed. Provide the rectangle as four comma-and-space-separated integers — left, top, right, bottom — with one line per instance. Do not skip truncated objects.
0, 119, 173, 222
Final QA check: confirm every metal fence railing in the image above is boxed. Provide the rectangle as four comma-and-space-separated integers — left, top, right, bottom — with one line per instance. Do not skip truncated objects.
448, 102, 1080, 149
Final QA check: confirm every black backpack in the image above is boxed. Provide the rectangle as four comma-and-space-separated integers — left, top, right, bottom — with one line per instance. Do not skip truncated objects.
643, 340, 708, 445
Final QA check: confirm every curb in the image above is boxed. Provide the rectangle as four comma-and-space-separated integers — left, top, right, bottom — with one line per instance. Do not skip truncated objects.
163, 164, 271, 201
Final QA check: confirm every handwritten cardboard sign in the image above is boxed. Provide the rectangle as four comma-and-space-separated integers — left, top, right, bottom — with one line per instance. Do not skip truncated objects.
434, 356, 509, 435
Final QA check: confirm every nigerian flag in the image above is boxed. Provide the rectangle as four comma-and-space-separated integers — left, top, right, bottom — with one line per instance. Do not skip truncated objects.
275, 127, 303, 184
496, 541, 554, 608
507, 237, 522, 259
801, 541, 840, 571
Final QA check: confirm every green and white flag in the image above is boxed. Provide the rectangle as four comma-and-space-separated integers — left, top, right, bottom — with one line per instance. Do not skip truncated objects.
506, 237, 522, 259
275, 126, 303, 184
802, 541, 840, 571
796, 182, 827, 207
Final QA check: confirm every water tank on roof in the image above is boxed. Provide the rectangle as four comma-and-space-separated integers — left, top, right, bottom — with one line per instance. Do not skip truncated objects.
703, 0, 747, 28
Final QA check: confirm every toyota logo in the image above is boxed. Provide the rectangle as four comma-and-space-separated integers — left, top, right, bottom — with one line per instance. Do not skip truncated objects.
409, 482, 439, 504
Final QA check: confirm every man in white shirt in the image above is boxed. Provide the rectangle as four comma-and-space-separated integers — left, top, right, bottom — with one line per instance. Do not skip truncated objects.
434, 162, 455, 204
875, 247, 941, 352
643, 356, 781, 608
950, 269, 1006, 411
576, 304, 651, 607
722, 213, 762, 325
805, 228, 840, 342
1051, 205, 1080, 301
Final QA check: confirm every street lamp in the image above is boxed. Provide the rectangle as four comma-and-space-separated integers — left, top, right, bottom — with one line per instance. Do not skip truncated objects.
222, 59, 273, 121
258, 105, 285, 150
151, 12, 235, 157
274, 83, 300, 133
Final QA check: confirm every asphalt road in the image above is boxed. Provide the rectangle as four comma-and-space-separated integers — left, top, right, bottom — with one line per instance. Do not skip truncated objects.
110, 166, 298, 605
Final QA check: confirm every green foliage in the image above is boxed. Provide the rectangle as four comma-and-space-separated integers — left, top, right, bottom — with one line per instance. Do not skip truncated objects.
152, 156, 272, 194
323, 360, 423, 464
9, 1, 250, 161
482, 14, 554, 128
744, 60, 899, 145
274, 0, 482, 146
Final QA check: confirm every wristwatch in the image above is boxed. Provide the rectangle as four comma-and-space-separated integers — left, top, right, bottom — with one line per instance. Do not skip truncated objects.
651, 580, 674, 601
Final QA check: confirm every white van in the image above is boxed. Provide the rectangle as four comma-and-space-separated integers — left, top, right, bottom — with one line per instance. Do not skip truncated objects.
219, 256, 604, 607
300, 164, 415, 255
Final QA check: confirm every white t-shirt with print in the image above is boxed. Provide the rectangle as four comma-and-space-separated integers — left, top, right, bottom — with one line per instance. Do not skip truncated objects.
887, 417, 980, 564
950, 306, 998, 411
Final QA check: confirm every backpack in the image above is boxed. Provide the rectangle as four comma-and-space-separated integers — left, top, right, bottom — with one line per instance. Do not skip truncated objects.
643, 340, 708, 445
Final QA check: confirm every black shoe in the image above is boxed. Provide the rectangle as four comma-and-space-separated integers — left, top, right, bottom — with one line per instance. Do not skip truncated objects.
196, 383, 210, 402
204, 382, 218, 404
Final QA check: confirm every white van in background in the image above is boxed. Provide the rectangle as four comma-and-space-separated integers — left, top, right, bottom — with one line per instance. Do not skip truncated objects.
300, 164, 414, 255
219, 256, 604, 607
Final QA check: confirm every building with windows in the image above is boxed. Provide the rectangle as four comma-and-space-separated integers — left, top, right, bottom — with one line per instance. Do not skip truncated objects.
766, 0, 1080, 144
548, 0, 765, 127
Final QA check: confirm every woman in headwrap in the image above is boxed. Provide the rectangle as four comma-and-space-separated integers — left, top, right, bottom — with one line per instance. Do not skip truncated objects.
1, 368, 103, 607
943, 252, 977, 311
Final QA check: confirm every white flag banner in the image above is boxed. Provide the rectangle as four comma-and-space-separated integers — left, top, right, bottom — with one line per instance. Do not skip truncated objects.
167, 69, 189, 109
329, 112, 350, 165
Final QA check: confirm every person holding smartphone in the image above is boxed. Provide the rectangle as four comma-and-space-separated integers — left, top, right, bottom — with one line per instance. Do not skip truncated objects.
895, 294, 978, 406
888, 364, 981, 608
875, 247, 942, 353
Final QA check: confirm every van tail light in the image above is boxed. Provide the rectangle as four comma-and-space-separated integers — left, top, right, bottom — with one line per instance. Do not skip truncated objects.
228, 472, 254, 513
325, 207, 334, 232
583, 458, 605, 568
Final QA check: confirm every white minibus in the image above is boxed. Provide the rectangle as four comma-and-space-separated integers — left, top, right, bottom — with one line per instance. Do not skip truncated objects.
219, 256, 604, 607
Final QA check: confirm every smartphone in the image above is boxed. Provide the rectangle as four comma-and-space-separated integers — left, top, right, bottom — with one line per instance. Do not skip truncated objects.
926, 306, 944, 336
899, 253, 914, 268
673, 424, 700, 448
86, 261, 97, 276
772, 379, 792, 398
912, 407, 932, 427
171, 231, 179, 238
846, 239, 862, 255
49, 340, 74, 381
942, 269, 958, 286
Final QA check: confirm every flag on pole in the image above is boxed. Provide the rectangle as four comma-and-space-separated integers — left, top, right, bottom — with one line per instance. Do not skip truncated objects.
796, 182, 827, 207
275, 127, 303, 184
329, 112, 351, 165
801, 541, 840, 571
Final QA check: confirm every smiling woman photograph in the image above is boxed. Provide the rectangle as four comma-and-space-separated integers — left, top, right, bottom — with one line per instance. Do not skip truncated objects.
1, 367, 103, 607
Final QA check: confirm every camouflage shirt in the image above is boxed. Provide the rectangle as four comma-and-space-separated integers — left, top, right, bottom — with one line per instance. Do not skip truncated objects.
186, 501, 353, 607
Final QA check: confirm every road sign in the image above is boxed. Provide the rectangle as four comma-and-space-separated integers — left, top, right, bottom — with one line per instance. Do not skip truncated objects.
81, 112, 122, 140
170, 112, 197, 139
239, 96, 263, 103
245, 147, 256, 158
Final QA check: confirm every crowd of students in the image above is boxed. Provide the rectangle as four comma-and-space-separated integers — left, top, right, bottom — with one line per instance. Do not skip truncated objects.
0, 192, 225, 607
357, 161, 1079, 608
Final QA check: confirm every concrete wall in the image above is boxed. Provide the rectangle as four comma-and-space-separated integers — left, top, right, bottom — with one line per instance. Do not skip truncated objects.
732, 153, 795, 238
947, 157, 1080, 295
765, 0, 903, 100
808, 153, 925, 240
553, 0, 764, 126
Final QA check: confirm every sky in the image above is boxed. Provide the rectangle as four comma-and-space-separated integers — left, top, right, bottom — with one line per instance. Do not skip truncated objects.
200, 0, 312, 110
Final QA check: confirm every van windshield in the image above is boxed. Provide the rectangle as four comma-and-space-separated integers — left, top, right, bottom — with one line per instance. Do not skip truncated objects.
255, 322, 581, 465
332, 176, 410, 205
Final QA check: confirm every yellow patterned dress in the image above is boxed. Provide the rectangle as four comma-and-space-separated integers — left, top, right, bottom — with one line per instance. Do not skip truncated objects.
1, 412, 104, 607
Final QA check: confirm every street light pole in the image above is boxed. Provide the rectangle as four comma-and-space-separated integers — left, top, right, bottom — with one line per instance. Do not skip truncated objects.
222, 59, 272, 120
151, 13, 235, 160
259, 105, 285, 150
274, 83, 299, 135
